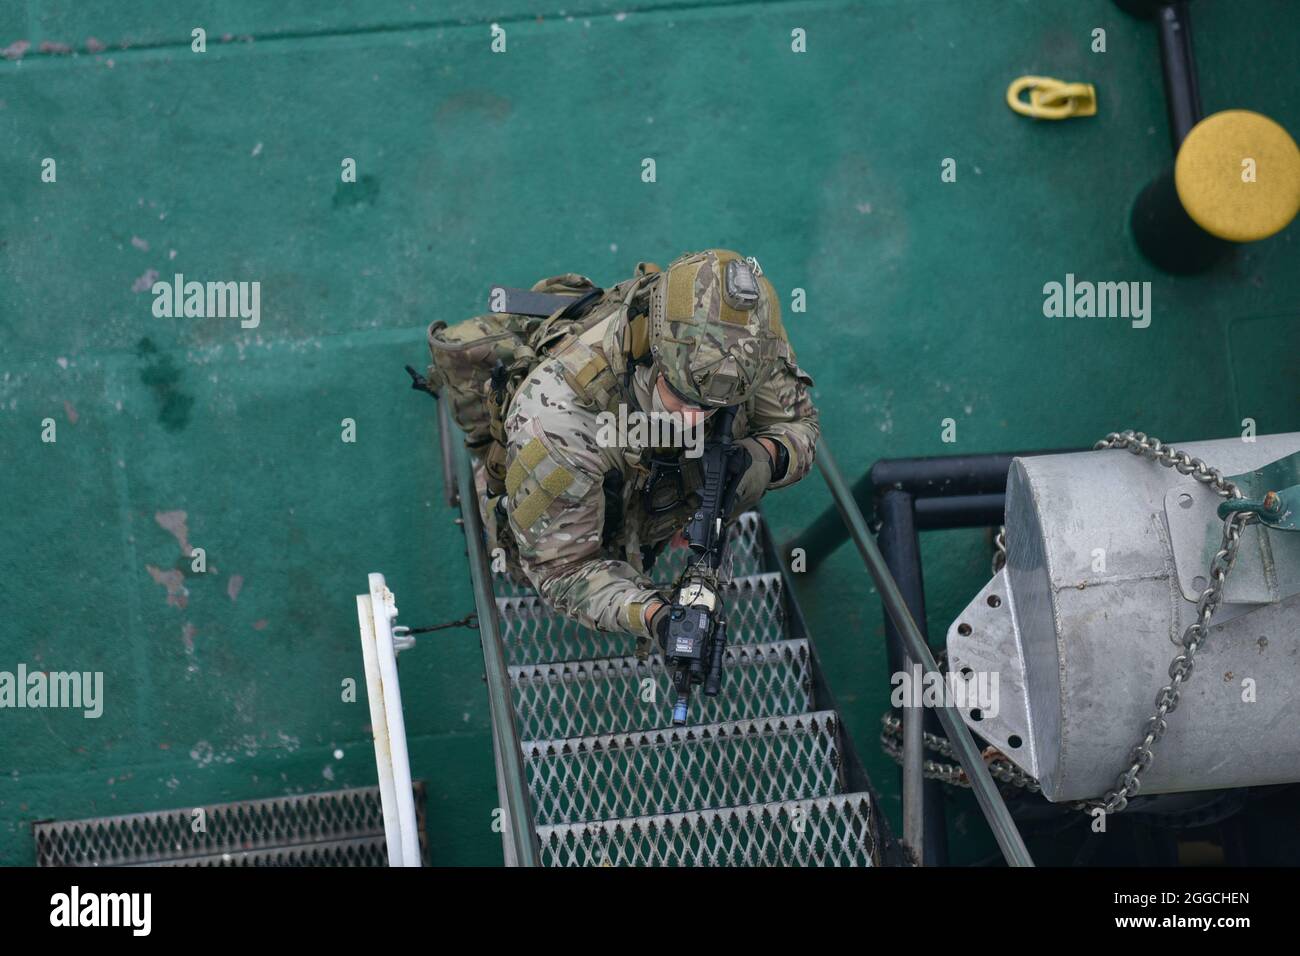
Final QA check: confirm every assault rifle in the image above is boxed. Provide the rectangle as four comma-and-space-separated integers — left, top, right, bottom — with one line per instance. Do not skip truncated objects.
663, 405, 749, 726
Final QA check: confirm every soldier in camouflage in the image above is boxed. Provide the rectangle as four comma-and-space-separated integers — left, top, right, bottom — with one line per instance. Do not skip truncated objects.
495, 249, 819, 657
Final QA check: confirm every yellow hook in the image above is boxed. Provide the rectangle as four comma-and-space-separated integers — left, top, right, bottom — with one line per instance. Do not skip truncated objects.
1007, 75, 1098, 120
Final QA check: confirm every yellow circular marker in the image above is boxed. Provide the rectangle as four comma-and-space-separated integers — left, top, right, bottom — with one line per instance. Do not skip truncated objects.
1175, 109, 1300, 242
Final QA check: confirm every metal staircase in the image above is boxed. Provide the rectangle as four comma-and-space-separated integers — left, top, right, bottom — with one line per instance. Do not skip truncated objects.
491, 512, 898, 866
440, 399, 1028, 867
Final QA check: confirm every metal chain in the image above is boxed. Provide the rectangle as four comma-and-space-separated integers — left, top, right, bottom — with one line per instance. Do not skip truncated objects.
877, 430, 1259, 816
1088, 430, 1254, 813
880, 713, 1043, 791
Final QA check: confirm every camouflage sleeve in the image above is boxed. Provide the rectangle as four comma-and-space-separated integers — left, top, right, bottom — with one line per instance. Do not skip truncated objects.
503, 369, 663, 640
746, 351, 820, 489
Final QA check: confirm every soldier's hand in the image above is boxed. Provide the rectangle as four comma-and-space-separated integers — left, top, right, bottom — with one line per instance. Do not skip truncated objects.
635, 600, 672, 661
650, 601, 672, 651
732, 437, 775, 514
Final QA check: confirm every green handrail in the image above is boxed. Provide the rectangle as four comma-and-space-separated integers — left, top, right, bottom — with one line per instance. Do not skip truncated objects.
814, 441, 1035, 867
452, 437, 541, 867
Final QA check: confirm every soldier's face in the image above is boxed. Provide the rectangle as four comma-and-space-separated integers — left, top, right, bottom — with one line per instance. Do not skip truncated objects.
654, 374, 713, 427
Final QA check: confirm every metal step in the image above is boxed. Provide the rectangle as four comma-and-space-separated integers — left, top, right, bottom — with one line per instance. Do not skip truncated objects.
476, 506, 890, 866
523, 712, 843, 826
34, 784, 428, 867
498, 572, 787, 667
508, 639, 813, 741
652, 510, 765, 583
536, 793, 879, 866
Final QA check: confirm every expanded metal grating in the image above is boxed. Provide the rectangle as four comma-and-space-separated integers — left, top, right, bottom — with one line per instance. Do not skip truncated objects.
498, 573, 787, 667
651, 511, 764, 584
492, 570, 536, 599
523, 712, 843, 825
476, 506, 886, 867
34, 784, 427, 867
493, 511, 765, 598
537, 794, 879, 866
509, 639, 814, 741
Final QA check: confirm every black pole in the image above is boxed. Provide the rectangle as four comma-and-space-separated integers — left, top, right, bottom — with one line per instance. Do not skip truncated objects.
789, 449, 1075, 568
915, 493, 1006, 530
877, 490, 948, 866
870, 453, 1020, 498
1156, 2, 1202, 150
1117, 0, 1232, 274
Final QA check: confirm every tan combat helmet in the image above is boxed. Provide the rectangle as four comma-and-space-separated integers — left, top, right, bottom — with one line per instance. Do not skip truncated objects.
647, 249, 785, 408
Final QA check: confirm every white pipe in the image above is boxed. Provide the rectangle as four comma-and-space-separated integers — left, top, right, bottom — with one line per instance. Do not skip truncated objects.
355, 593, 405, 866
368, 573, 422, 866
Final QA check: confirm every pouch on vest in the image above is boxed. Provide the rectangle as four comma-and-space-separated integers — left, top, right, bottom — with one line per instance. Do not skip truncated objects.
425, 273, 600, 491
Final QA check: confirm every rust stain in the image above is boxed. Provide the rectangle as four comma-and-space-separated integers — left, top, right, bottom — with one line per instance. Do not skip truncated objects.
155, 509, 191, 556
227, 574, 244, 602
131, 268, 159, 293
145, 564, 189, 609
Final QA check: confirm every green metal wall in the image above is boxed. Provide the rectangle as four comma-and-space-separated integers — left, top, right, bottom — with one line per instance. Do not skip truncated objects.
1, 1, 1297, 865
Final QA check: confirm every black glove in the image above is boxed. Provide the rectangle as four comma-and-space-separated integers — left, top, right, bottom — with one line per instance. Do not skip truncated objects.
650, 601, 672, 652
634, 599, 674, 661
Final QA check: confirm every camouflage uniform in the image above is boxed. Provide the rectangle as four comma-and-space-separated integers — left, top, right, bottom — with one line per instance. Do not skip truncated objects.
495, 250, 819, 647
